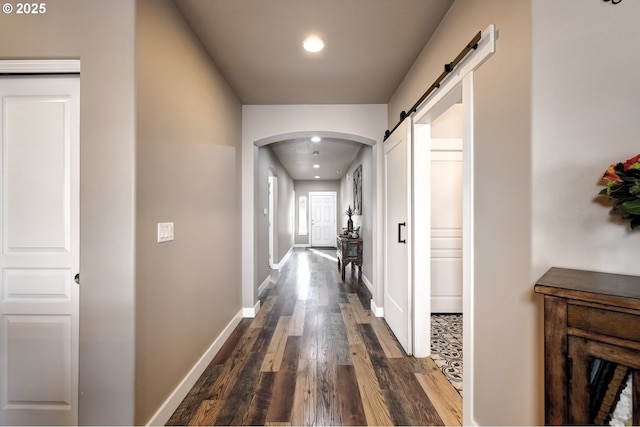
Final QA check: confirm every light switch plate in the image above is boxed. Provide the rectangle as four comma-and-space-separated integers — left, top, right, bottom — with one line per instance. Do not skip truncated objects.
157, 222, 174, 243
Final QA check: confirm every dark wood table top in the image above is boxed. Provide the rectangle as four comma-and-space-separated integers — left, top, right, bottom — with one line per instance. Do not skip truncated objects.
535, 267, 640, 310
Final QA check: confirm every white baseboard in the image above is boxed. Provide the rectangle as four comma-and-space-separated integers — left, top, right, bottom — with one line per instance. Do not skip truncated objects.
370, 299, 384, 317
361, 274, 383, 317
145, 309, 244, 426
258, 275, 271, 295
361, 273, 374, 295
293, 243, 310, 248
242, 300, 261, 318
273, 247, 293, 270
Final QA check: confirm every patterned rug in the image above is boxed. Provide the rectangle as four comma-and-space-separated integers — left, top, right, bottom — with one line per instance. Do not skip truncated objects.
431, 314, 463, 395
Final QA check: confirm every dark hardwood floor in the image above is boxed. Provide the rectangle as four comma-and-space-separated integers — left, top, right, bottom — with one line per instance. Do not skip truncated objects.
167, 248, 462, 426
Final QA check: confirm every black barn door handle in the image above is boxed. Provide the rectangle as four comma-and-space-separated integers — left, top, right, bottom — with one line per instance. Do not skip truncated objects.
398, 222, 406, 244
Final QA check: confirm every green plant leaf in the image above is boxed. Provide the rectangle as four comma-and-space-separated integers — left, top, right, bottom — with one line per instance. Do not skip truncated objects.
619, 199, 640, 215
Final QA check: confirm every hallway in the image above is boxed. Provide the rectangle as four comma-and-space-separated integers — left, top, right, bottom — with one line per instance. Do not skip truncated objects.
167, 248, 462, 426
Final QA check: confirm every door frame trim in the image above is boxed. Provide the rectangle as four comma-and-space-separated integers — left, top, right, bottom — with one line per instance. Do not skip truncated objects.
267, 174, 277, 268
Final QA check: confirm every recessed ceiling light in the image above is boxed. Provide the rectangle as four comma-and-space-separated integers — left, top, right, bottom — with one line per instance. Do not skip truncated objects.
303, 37, 324, 53
313, 164, 320, 169
314, 175, 320, 179
311, 136, 321, 143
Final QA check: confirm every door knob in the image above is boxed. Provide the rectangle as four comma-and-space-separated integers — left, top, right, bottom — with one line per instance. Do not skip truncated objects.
74, 273, 80, 285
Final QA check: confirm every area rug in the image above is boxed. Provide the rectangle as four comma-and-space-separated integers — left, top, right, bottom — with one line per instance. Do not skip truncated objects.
431, 314, 463, 394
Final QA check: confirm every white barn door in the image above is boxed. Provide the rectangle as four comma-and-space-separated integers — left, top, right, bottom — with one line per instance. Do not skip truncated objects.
0, 75, 80, 425
383, 120, 412, 355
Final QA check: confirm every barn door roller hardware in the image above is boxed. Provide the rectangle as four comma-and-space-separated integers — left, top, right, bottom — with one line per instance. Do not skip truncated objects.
384, 30, 481, 142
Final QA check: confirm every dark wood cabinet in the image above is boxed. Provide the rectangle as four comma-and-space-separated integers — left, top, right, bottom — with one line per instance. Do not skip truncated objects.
336, 235, 362, 281
534, 267, 640, 425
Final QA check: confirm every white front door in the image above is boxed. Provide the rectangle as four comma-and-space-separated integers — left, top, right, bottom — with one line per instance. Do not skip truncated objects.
0, 75, 80, 425
383, 120, 412, 355
431, 138, 463, 313
309, 192, 336, 247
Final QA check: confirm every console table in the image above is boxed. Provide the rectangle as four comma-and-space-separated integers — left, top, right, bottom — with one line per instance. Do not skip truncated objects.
336, 235, 362, 281
534, 267, 640, 425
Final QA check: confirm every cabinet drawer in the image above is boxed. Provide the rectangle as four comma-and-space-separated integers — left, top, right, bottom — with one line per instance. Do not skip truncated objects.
568, 304, 640, 342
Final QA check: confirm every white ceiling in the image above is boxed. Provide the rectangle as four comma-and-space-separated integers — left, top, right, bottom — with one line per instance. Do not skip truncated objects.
269, 136, 364, 181
175, 0, 454, 180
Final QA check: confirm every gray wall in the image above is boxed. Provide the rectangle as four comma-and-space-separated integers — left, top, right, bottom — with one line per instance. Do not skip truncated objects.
0, 2, 137, 424
294, 180, 342, 246
242, 105, 386, 310
256, 147, 295, 281
340, 146, 374, 280
531, 1, 640, 278
135, 0, 243, 423
389, 0, 534, 424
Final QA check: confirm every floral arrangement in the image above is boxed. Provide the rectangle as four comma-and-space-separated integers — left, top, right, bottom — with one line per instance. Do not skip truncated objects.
599, 153, 640, 229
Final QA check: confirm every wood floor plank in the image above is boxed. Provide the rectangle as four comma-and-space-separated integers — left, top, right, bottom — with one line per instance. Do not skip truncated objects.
347, 293, 372, 324
350, 340, 394, 426
331, 268, 341, 283
339, 303, 364, 347
317, 286, 329, 306
300, 307, 318, 360
265, 336, 301, 424
316, 359, 342, 426
329, 312, 352, 365
316, 308, 342, 426
383, 390, 413, 426
290, 358, 317, 426
187, 400, 224, 426
166, 364, 224, 425
336, 364, 368, 426
359, 323, 394, 390
415, 358, 463, 426
317, 308, 332, 364
251, 296, 277, 329
206, 326, 261, 401
261, 316, 292, 372
215, 325, 276, 425
238, 372, 276, 426
387, 357, 444, 426
290, 300, 306, 336
370, 317, 405, 359
340, 304, 394, 426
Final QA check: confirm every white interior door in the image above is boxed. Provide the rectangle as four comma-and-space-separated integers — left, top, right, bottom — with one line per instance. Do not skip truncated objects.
431, 138, 463, 312
0, 75, 80, 425
383, 120, 412, 355
309, 192, 336, 247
